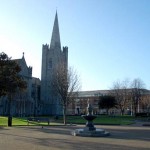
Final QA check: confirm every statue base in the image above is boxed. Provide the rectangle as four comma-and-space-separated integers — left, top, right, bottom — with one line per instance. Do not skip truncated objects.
72, 128, 110, 137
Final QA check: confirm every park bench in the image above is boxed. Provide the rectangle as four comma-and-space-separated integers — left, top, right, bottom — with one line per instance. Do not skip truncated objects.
27, 117, 50, 125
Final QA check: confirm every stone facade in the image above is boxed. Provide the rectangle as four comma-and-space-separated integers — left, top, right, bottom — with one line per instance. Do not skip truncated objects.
31, 77, 41, 116
0, 54, 40, 116
0, 12, 68, 116
40, 12, 68, 115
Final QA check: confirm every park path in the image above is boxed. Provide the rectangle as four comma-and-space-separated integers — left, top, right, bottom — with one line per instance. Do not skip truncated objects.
131, 120, 150, 127
0, 124, 150, 150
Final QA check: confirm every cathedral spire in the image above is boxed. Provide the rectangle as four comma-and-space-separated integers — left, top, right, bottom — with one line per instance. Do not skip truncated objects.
50, 11, 61, 49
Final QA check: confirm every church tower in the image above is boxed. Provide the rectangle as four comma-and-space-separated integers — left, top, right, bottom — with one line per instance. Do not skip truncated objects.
41, 12, 68, 115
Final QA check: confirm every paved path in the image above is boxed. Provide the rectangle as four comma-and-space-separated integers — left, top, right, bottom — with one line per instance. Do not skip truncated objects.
0, 124, 150, 150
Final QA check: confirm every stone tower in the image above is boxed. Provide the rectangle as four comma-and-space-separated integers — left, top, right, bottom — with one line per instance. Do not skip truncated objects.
41, 12, 68, 115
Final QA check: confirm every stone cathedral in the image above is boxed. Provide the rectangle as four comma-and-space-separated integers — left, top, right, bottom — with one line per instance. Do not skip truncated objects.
0, 12, 68, 116
41, 12, 68, 115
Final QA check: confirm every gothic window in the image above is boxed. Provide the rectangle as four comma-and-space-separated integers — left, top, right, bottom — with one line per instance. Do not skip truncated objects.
48, 59, 52, 69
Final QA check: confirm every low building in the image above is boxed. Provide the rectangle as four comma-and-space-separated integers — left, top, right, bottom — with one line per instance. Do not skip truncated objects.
68, 89, 150, 116
0, 54, 40, 117
68, 90, 110, 115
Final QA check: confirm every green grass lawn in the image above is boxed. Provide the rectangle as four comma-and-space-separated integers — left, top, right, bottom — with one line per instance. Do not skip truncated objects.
0, 115, 143, 126
58, 115, 135, 125
0, 116, 66, 126
0, 117, 27, 126
0, 116, 8, 126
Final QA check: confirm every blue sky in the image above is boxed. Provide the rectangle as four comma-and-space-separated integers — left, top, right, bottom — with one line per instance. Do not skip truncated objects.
0, 0, 150, 91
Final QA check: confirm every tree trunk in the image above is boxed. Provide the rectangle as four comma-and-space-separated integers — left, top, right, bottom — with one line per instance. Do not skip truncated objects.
8, 94, 12, 127
63, 106, 67, 125
106, 109, 109, 115
134, 106, 137, 117
120, 109, 124, 116
8, 115, 12, 127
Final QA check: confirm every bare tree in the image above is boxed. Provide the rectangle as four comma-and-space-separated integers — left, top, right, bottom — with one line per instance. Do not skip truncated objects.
111, 79, 130, 115
141, 94, 150, 115
130, 78, 145, 116
52, 63, 81, 124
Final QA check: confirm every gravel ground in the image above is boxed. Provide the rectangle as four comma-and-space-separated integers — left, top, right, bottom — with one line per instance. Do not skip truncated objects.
0, 124, 150, 150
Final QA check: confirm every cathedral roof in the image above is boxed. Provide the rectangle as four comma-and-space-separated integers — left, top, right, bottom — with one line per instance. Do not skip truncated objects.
12, 53, 32, 78
50, 11, 61, 49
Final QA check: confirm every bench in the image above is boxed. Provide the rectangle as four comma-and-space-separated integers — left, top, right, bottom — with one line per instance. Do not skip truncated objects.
27, 117, 50, 125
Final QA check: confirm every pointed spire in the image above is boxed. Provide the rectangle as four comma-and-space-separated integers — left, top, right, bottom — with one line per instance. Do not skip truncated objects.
22, 52, 25, 58
50, 11, 61, 49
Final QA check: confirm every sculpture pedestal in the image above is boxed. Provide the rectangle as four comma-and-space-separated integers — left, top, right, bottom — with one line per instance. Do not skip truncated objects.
71, 102, 110, 137
72, 128, 110, 137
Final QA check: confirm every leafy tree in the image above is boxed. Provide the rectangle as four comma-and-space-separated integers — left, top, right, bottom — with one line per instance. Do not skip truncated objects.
0, 52, 27, 126
98, 96, 116, 115
52, 63, 80, 124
